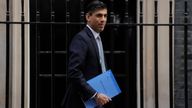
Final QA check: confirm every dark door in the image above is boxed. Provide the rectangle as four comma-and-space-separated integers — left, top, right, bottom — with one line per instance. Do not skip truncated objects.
30, 0, 137, 108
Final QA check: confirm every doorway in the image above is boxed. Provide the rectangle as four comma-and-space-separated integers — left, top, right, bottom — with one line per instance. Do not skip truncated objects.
30, 0, 137, 108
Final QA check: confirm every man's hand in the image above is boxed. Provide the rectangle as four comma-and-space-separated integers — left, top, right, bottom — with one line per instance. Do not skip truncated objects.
94, 93, 111, 106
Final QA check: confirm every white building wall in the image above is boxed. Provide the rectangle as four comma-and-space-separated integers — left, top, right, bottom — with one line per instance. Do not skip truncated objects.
0, 0, 30, 108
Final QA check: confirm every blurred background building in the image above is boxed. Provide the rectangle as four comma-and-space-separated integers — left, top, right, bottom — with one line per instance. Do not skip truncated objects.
0, 0, 191, 108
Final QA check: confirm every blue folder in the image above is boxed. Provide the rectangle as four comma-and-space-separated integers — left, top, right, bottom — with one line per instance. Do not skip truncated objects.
84, 70, 121, 108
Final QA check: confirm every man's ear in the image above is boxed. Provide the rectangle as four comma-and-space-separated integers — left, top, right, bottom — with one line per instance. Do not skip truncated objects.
85, 13, 90, 22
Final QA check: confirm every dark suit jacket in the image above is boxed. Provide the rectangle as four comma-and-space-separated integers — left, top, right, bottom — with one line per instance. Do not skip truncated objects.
61, 26, 104, 108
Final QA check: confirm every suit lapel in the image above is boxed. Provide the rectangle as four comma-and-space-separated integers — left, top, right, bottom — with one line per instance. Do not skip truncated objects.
84, 27, 100, 61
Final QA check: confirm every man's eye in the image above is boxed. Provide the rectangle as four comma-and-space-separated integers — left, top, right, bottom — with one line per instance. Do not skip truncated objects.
97, 14, 102, 17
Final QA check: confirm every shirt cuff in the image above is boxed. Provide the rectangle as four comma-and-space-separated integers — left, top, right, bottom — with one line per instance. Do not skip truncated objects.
90, 92, 97, 99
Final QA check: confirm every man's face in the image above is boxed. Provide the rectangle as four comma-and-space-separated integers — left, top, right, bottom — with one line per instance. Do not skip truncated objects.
86, 8, 107, 33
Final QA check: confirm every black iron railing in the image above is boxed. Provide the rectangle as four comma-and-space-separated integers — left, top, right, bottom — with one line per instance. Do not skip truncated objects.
5, 0, 10, 108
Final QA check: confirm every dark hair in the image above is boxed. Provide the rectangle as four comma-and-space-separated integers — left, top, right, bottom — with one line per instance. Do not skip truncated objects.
85, 0, 107, 14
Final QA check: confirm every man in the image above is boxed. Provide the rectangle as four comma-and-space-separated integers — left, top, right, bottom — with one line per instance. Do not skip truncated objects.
61, 0, 111, 108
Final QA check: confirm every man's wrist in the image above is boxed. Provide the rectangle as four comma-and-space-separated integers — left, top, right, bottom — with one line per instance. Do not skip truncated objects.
94, 93, 99, 99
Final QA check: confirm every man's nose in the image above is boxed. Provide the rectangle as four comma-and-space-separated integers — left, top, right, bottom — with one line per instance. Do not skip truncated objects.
101, 16, 107, 21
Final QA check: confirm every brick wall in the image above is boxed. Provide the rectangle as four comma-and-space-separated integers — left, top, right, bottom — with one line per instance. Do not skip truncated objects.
175, 0, 192, 108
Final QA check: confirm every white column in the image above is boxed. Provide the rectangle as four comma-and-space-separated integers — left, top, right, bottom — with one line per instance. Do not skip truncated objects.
0, 0, 7, 108
158, 0, 174, 108
137, 1, 156, 107
143, 0, 155, 108
24, 0, 30, 108
9, 0, 22, 108
9, 0, 30, 108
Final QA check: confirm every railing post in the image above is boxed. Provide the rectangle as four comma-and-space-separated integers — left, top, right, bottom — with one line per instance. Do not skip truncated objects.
184, 1, 189, 108
50, 0, 55, 108
109, 0, 115, 70
139, 1, 144, 108
6, 0, 10, 108
154, 1, 159, 108
169, 1, 173, 108
80, 0, 84, 24
35, 0, 40, 107
21, 0, 25, 108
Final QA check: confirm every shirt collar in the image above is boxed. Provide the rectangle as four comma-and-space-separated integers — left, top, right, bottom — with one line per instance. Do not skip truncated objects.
86, 25, 100, 39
